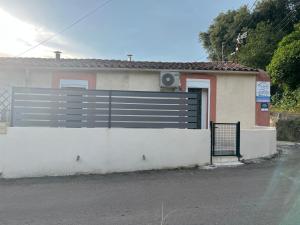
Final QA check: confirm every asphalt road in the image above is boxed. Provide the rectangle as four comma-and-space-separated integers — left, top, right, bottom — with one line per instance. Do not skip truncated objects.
0, 142, 300, 225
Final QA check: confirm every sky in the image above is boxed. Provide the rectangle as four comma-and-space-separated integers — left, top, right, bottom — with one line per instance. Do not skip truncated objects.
0, 0, 256, 61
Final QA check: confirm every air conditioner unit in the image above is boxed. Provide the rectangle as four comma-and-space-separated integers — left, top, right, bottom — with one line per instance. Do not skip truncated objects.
160, 72, 180, 88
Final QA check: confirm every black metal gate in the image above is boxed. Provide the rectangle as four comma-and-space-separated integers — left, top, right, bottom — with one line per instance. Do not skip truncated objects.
210, 121, 241, 160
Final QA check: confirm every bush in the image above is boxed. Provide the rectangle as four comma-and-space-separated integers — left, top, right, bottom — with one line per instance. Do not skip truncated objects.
271, 88, 300, 113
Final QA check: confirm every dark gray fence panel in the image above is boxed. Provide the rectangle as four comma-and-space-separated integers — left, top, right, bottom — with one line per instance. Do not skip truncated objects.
15, 108, 110, 114
111, 109, 196, 116
14, 94, 109, 102
14, 114, 109, 121
111, 90, 198, 98
111, 122, 197, 129
111, 103, 197, 110
14, 101, 110, 108
12, 87, 200, 129
14, 120, 108, 128
13, 87, 110, 96
111, 116, 197, 122
111, 97, 197, 105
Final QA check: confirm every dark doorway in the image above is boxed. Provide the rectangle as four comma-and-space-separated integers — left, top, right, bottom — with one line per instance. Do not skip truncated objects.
188, 88, 202, 129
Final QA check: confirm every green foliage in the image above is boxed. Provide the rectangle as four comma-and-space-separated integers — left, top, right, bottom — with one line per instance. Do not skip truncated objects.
271, 88, 300, 112
253, 0, 299, 31
268, 23, 300, 112
199, 0, 300, 68
279, 23, 300, 46
199, 6, 250, 61
200, 0, 300, 112
267, 23, 300, 90
238, 22, 283, 69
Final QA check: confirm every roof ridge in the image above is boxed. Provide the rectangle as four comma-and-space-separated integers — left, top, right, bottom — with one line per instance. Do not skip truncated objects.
0, 57, 258, 71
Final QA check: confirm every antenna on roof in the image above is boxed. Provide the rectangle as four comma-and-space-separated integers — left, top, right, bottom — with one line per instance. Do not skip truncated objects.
127, 54, 133, 62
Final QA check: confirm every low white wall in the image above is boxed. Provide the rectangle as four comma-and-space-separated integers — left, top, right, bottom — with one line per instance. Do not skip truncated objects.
0, 128, 210, 178
0, 127, 277, 178
241, 127, 277, 159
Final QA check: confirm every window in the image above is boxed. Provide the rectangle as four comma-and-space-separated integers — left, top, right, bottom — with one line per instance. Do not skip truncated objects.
59, 79, 89, 89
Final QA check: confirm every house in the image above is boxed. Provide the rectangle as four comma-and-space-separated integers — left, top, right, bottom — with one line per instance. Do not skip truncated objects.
0, 52, 276, 178
0, 52, 270, 129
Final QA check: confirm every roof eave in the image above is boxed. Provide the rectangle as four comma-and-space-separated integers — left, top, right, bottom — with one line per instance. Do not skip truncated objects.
0, 65, 259, 75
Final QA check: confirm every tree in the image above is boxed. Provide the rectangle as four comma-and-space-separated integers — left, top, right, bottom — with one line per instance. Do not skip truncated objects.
238, 22, 283, 69
267, 23, 300, 90
199, 6, 251, 61
267, 23, 300, 111
252, 0, 300, 33
199, 0, 300, 68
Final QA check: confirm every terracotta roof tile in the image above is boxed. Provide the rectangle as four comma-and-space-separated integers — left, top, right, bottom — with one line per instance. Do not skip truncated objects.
0, 57, 258, 72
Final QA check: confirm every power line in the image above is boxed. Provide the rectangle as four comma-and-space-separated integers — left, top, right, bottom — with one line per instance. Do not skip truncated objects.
222, 0, 258, 53
279, 11, 299, 32
238, 0, 259, 30
273, 3, 300, 32
232, 1, 299, 67
205, 0, 258, 63
15, 0, 114, 57
234, 0, 259, 38
273, 11, 295, 31
279, 16, 296, 32
226, 0, 258, 66
248, 0, 259, 12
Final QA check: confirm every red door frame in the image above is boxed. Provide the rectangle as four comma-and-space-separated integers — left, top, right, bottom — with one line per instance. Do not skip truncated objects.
180, 73, 217, 122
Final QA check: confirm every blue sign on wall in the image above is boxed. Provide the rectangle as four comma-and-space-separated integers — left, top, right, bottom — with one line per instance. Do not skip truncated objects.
256, 82, 270, 103
256, 96, 271, 102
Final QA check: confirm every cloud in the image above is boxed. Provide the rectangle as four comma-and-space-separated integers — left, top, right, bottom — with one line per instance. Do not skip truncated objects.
0, 8, 84, 58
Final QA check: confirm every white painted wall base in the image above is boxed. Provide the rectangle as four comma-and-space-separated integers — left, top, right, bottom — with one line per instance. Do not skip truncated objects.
0, 128, 210, 178
212, 156, 240, 164
241, 127, 277, 160
0, 127, 276, 179
212, 127, 277, 163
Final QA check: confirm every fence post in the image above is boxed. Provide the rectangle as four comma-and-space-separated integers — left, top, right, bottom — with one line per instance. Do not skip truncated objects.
210, 121, 214, 165
236, 121, 241, 160
108, 90, 112, 128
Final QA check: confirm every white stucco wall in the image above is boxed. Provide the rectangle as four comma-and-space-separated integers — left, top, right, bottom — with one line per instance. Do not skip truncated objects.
96, 70, 160, 91
0, 127, 210, 178
0, 70, 26, 88
216, 74, 256, 128
25, 70, 52, 88
0, 126, 277, 179
0, 69, 160, 91
0, 69, 52, 88
241, 127, 277, 159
